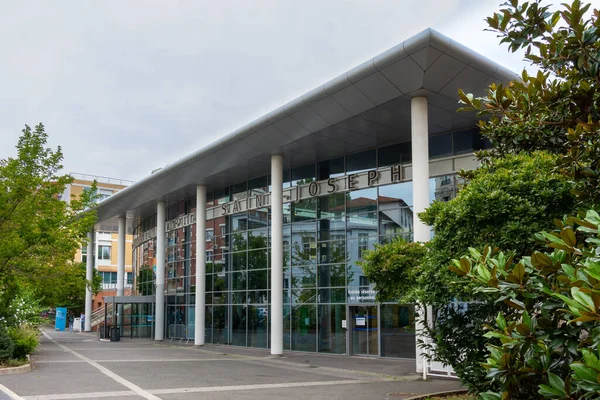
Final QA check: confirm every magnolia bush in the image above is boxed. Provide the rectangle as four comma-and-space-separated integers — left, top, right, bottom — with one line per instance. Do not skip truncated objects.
451, 210, 600, 399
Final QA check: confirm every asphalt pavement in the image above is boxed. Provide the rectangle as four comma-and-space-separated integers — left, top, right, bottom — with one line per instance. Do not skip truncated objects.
0, 327, 462, 400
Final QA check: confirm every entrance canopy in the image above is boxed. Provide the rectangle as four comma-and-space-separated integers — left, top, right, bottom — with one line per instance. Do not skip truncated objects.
93, 28, 516, 230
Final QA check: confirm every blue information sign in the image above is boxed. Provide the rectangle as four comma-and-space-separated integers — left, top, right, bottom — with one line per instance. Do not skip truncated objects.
55, 307, 67, 331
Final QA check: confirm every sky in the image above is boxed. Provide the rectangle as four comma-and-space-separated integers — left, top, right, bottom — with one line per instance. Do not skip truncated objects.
1, 0, 595, 182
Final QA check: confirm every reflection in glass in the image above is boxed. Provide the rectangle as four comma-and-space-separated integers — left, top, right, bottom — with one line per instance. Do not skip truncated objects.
378, 208, 413, 236
318, 304, 346, 353
231, 305, 246, 346
380, 304, 416, 358
292, 305, 317, 352
347, 188, 378, 214
346, 149, 376, 173
213, 305, 228, 344
248, 305, 268, 348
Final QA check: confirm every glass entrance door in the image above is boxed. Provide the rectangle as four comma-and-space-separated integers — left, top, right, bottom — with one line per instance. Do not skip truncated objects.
349, 305, 378, 356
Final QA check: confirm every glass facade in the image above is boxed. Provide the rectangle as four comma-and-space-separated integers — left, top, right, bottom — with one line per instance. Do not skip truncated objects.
133, 133, 469, 357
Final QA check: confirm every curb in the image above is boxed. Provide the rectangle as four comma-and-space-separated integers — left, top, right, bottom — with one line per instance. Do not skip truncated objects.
0, 363, 32, 375
404, 389, 468, 400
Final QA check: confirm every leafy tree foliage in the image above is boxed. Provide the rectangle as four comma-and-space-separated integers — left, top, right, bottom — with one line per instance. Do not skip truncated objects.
459, 0, 600, 204
362, 152, 577, 392
359, 238, 426, 302
0, 124, 97, 310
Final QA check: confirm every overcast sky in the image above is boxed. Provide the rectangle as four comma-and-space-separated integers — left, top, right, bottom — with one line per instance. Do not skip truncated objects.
2, 1, 592, 182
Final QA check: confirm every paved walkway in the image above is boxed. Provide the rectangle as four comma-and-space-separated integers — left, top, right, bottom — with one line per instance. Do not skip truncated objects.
0, 327, 462, 400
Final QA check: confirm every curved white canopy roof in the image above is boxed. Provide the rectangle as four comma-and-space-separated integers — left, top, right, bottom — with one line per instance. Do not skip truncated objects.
94, 28, 516, 229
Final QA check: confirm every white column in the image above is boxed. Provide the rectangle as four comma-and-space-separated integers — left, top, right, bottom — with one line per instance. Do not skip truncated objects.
116, 216, 126, 297
116, 216, 126, 327
155, 201, 166, 341
195, 185, 207, 346
84, 230, 94, 332
411, 96, 430, 374
411, 96, 430, 243
270, 154, 283, 355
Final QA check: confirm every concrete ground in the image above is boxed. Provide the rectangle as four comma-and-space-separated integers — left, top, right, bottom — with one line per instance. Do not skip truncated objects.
0, 327, 462, 400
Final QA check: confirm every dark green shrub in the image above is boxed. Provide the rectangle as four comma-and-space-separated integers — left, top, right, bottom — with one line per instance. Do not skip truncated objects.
8, 324, 39, 360
0, 328, 15, 361
452, 210, 600, 399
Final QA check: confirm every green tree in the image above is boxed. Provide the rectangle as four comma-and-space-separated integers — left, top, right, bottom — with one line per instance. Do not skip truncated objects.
458, 0, 600, 204
361, 152, 577, 392
0, 124, 97, 313
30, 262, 102, 315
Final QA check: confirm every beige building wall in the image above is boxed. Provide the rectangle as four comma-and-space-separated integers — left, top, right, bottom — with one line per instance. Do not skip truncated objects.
66, 174, 135, 310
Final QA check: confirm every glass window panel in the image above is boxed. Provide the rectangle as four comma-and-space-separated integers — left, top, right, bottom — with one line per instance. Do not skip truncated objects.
346, 149, 376, 173
318, 304, 346, 354
380, 304, 416, 358
347, 236, 378, 266
248, 175, 268, 192
232, 291, 247, 304
248, 209, 268, 230
231, 305, 246, 346
291, 163, 315, 185
214, 187, 230, 204
205, 306, 213, 343
292, 305, 317, 352
318, 264, 346, 288
378, 208, 413, 236
291, 265, 316, 289
212, 306, 228, 344
378, 142, 411, 167
248, 291, 269, 304
213, 273, 228, 292
248, 229, 268, 249
347, 264, 377, 304
230, 212, 248, 232
292, 198, 317, 222
291, 232, 317, 266
248, 305, 268, 348
212, 291, 228, 304
283, 202, 291, 224
453, 128, 482, 154
317, 157, 344, 179
317, 193, 345, 219
232, 181, 247, 200
379, 182, 413, 207
317, 219, 346, 241
205, 274, 214, 293
317, 240, 346, 265
283, 305, 291, 350
346, 213, 378, 238
318, 288, 346, 303
230, 271, 246, 290
429, 133, 453, 158
232, 252, 247, 271
248, 269, 268, 290
231, 232, 247, 252
248, 249, 269, 270
380, 233, 412, 246
347, 188, 378, 214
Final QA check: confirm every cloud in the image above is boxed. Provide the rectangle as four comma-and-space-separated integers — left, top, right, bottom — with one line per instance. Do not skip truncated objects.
0, 0, 555, 181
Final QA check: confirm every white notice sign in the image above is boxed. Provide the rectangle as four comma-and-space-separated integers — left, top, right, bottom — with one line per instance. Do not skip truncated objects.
341, 320, 347, 329
356, 317, 366, 326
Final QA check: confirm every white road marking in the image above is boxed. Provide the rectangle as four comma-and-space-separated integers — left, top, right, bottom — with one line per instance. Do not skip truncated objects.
41, 332, 161, 400
23, 379, 385, 399
23, 391, 133, 400
34, 357, 259, 363
0, 383, 26, 400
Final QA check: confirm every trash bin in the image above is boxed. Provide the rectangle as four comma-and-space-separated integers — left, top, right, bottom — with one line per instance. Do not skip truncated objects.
110, 326, 120, 342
